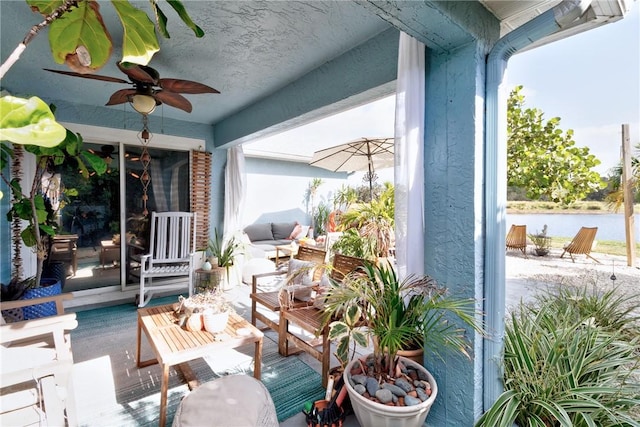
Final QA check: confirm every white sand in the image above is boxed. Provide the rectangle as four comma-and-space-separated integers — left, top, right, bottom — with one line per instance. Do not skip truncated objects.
505, 247, 640, 311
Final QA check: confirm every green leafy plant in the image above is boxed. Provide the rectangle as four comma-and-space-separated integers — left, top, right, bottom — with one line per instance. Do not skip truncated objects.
1, 0, 203, 78
324, 262, 483, 375
476, 286, 640, 427
1, 96, 107, 285
507, 85, 605, 204
337, 182, 394, 258
330, 228, 376, 261
312, 201, 330, 236
528, 232, 550, 256
207, 228, 239, 270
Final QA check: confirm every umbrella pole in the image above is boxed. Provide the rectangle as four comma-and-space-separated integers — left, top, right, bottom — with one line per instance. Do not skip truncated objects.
368, 160, 373, 200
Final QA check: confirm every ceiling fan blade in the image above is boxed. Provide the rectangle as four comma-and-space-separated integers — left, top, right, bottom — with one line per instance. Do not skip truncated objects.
105, 89, 137, 106
43, 68, 128, 84
158, 78, 220, 94
117, 62, 158, 85
154, 91, 193, 113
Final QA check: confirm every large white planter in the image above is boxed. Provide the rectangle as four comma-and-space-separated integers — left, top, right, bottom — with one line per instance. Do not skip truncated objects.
344, 355, 438, 427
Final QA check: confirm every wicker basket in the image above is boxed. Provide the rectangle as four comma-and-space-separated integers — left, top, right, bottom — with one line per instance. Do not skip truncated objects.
21, 279, 62, 319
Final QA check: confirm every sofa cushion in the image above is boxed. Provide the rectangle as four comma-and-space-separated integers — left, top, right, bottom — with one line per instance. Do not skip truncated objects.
271, 222, 297, 240
244, 223, 274, 242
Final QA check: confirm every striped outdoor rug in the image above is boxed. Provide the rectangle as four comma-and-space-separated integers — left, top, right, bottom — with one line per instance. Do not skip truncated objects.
70, 297, 325, 425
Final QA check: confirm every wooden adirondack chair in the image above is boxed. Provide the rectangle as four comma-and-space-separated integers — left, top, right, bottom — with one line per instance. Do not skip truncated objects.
138, 211, 197, 307
506, 224, 528, 258
560, 226, 600, 263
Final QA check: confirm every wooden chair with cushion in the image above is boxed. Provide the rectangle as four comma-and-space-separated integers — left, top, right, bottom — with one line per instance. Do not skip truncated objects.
560, 226, 600, 263
279, 253, 367, 386
250, 245, 327, 334
506, 224, 528, 258
0, 293, 78, 426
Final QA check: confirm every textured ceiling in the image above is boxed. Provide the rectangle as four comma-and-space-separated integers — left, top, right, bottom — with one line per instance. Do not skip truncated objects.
0, 1, 629, 130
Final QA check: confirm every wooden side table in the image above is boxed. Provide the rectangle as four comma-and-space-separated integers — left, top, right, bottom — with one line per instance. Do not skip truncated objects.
194, 267, 224, 292
275, 244, 298, 266
99, 240, 120, 268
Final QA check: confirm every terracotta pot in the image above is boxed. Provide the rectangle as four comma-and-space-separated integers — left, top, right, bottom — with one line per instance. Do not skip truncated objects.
397, 347, 424, 366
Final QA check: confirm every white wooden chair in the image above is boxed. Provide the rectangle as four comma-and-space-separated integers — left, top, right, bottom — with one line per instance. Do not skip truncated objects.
1, 294, 78, 426
138, 211, 197, 307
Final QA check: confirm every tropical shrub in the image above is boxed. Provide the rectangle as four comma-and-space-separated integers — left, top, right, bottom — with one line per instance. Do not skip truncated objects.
477, 286, 640, 427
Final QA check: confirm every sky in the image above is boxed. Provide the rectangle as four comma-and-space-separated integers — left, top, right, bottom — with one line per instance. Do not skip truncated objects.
245, 3, 640, 180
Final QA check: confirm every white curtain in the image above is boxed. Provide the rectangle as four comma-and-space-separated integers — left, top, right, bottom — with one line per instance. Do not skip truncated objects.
150, 162, 168, 212
223, 146, 246, 289
394, 32, 425, 278
223, 146, 246, 242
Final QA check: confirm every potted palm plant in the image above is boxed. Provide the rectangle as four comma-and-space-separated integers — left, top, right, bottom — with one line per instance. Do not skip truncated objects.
528, 226, 551, 256
322, 261, 483, 427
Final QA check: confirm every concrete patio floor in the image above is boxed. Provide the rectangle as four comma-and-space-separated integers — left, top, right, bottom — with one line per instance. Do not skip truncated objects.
65, 249, 638, 426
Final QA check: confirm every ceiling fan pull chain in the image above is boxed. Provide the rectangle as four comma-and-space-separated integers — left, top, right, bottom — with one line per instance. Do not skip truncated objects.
138, 115, 153, 216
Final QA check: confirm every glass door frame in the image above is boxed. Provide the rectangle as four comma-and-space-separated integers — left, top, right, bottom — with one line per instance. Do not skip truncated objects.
64, 123, 205, 293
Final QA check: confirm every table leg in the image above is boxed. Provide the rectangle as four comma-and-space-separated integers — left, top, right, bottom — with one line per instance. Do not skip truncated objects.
254, 337, 263, 380
159, 364, 170, 427
136, 315, 142, 367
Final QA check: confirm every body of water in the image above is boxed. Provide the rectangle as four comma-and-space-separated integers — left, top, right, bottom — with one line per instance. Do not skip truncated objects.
507, 213, 639, 243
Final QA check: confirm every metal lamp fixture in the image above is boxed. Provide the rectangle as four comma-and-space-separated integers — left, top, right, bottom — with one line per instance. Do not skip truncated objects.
130, 94, 157, 115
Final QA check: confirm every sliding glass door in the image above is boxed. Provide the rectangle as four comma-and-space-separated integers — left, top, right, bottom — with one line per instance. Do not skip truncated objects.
123, 146, 190, 286
56, 143, 120, 292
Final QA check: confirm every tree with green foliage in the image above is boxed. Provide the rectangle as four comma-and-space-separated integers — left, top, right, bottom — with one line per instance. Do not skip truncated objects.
338, 182, 394, 258
605, 143, 640, 210
507, 85, 605, 204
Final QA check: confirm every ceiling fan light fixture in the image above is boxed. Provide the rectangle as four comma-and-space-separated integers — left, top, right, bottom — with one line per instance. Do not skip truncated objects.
130, 94, 156, 115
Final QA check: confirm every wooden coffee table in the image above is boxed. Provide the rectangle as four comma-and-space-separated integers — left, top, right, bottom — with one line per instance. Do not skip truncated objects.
136, 303, 264, 427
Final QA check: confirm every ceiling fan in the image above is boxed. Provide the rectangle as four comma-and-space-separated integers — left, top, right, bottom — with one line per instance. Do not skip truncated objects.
44, 62, 219, 114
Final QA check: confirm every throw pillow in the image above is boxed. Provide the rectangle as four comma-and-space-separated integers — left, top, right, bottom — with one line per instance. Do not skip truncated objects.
281, 258, 316, 302
272, 222, 297, 240
287, 258, 315, 286
312, 273, 332, 310
293, 225, 310, 240
288, 224, 302, 240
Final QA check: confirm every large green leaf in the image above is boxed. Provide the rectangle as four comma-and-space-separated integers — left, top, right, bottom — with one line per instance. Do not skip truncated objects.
46, 1, 113, 70
166, 0, 204, 37
26, 0, 60, 15
0, 96, 66, 147
112, 1, 160, 65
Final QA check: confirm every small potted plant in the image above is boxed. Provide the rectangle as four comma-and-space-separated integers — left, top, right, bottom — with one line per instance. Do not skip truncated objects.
322, 261, 484, 427
178, 289, 234, 333
207, 228, 240, 288
528, 226, 550, 256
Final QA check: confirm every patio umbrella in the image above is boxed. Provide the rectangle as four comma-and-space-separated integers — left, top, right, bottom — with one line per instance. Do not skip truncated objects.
309, 137, 394, 198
